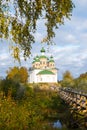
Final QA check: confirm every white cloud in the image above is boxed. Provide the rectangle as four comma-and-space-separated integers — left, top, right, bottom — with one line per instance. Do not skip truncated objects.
76, 20, 87, 31
0, 54, 9, 60
64, 34, 78, 43
0, 63, 6, 66
52, 45, 79, 54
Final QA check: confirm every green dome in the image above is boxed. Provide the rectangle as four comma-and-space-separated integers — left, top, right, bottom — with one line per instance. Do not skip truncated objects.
40, 47, 45, 53
32, 59, 40, 63
32, 56, 40, 63
39, 55, 47, 59
35, 59, 40, 62
50, 55, 53, 59
49, 60, 54, 62
49, 55, 54, 62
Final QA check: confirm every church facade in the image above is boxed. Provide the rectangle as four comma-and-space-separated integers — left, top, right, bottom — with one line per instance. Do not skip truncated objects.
28, 47, 58, 83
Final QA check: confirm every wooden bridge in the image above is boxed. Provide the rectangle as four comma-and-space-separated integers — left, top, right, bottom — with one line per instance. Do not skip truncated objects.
58, 87, 87, 128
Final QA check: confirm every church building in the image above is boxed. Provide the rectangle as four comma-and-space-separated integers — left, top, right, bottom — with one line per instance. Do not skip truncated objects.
28, 47, 58, 83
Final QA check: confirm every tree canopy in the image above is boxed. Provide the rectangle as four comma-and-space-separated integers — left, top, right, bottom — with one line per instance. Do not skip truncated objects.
0, 0, 74, 60
60, 71, 87, 91
6, 66, 28, 83
61, 70, 74, 88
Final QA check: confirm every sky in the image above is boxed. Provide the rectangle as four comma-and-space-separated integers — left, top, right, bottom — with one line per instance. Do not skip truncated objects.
0, 0, 87, 80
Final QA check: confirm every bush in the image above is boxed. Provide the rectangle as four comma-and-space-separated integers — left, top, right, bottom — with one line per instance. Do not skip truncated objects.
0, 79, 25, 100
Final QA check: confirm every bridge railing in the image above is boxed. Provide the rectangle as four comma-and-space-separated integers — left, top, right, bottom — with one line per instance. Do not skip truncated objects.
59, 87, 87, 112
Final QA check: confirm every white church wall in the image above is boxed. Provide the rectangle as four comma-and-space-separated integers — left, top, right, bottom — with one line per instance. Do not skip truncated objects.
29, 70, 58, 83
29, 69, 42, 83
37, 74, 57, 83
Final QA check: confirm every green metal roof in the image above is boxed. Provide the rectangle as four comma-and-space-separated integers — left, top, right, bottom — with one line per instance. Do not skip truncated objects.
32, 59, 40, 63
32, 55, 40, 63
49, 55, 54, 62
50, 55, 53, 59
39, 55, 47, 59
49, 60, 54, 62
37, 70, 54, 75
35, 59, 40, 62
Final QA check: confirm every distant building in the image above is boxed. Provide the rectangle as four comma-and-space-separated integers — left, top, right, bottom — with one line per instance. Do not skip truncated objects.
28, 47, 58, 83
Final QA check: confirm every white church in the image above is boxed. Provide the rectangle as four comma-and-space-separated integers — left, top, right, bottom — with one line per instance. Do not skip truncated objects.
28, 47, 58, 83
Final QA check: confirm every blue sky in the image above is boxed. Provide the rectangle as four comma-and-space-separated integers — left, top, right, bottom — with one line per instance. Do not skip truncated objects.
0, 0, 87, 80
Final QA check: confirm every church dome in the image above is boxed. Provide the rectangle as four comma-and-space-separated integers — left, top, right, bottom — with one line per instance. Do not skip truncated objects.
49, 60, 54, 62
49, 55, 54, 62
39, 55, 47, 59
40, 47, 45, 53
32, 55, 40, 63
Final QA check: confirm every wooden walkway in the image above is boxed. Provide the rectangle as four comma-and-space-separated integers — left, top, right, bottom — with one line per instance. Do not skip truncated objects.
59, 87, 87, 128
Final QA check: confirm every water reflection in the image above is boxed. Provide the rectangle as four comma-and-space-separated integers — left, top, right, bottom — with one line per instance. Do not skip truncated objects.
53, 120, 62, 128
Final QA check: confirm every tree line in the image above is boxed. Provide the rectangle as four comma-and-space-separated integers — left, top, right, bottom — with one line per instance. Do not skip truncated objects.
60, 71, 87, 91
6, 66, 28, 83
